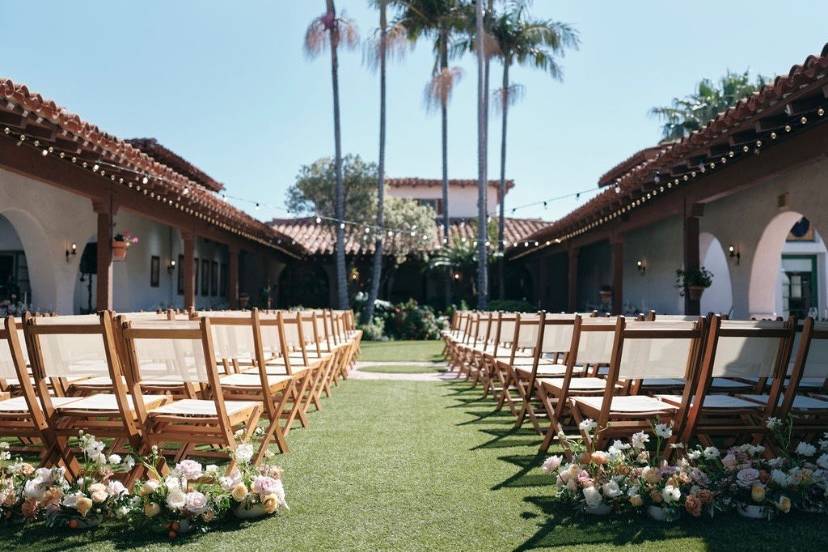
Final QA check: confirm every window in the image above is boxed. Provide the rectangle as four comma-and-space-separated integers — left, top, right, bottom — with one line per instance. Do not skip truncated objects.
194, 258, 199, 296
210, 261, 219, 296
150, 256, 160, 288
177, 254, 184, 294
201, 259, 210, 296
220, 263, 228, 297
416, 198, 442, 215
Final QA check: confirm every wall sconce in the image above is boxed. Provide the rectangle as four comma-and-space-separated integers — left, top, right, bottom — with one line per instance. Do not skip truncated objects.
167, 259, 177, 274
636, 259, 646, 274
65, 242, 77, 262
453, 272, 461, 281
728, 244, 741, 265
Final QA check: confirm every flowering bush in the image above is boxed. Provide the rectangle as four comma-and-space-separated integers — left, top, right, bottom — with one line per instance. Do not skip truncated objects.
543, 417, 828, 521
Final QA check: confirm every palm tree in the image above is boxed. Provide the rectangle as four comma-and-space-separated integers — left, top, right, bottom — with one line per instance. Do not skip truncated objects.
363, 2, 408, 325
490, 3, 579, 298
395, 0, 467, 308
651, 70, 768, 141
474, 0, 489, 310
305, 1, 359, 309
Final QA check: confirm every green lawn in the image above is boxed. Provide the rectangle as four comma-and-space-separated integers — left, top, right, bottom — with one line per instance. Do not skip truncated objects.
358, 339, 443, 363
2, 380, 827, 551
358, 364, 446, 374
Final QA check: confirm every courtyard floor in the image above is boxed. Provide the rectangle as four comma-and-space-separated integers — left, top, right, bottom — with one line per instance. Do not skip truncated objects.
1, 342, 827, 550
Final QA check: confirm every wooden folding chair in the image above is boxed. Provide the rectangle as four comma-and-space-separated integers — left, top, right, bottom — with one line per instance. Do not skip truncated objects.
121, 317, 263, 472
566, 317, 706, 453
25, 312, 172, 481
489, 313, 540, 414
673, 317, 795, 449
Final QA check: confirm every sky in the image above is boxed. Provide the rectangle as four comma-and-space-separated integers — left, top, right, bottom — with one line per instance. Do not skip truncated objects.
1, 1, 826, 223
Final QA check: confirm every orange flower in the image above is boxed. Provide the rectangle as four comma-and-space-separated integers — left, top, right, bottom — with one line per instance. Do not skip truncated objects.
21, 498, 39, 519
695, 489, 714, 505
685, 495, 702, 517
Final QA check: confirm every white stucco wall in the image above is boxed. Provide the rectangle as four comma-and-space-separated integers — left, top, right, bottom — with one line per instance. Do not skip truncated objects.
622, 217, 684, 314
387, 184, 499, 218
0, 166, 231, 314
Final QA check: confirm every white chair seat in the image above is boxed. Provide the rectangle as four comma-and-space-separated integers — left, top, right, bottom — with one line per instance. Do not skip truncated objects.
516, 364, 570, 377
0, 396, 81, 412
710, 378, 752, 389
149, 399, 258, 418
220, 373, 291, 387
543, 377, 611, 390
574, 395, 677, 413
739, 394, 828, 410
641, 378, 684, 387
656, 394, 760, 409
56, 394, 168, 412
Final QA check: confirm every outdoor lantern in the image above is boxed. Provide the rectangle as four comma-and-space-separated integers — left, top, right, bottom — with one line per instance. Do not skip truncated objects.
65, 242, 77, 262
168, 259, 177, 274
636, 259, 646, 274
728, 244, 741, 265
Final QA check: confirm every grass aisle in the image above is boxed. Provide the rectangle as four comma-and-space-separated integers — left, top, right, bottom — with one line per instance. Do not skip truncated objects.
3, 380, 828, 550
358, 364, 445, 374
359, 340, 443, 363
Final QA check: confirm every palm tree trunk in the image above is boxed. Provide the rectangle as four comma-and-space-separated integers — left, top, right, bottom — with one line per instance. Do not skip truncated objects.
363, 0, 387, 325
327, 0, 349, 310
497, 60, 509, 300
439, 29, 451, 311
475, 0, 488, 310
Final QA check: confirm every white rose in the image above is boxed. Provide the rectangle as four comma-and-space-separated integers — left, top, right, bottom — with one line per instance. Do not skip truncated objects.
184, 491, 209, 515
817, 454, 828, 470
702, 446, 720, 459
687, 450, 702, 461
108, 454, 122, 465
583, 486, 602, 508
602, 480, 622, 499
107, 480, 127, 497
578, 419, 597, 433
796, 442, 817, 457
165, 487, 186, 511
235, 443, 254, 464
663, 484, 681, 504
631, 432, 649, 450
542, 455, 563, 474
771, 469, 789, 488
654, 423, 672, 439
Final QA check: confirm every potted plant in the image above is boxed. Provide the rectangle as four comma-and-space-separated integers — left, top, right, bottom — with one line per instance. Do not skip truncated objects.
112, 231, 139, 262
675, 267, 713, 301
598, 285, 613, 306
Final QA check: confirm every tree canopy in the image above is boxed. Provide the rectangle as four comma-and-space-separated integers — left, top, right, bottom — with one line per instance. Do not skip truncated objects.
651, 70, 769, 141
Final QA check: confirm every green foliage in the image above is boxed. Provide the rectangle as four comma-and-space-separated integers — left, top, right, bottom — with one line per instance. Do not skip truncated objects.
369, 299, 442, 340
359, 316, 387, 341
675, 266, 714, 289
383, 196, 438, 265
486, 299, 534, 312
287, 154, 378, 222
651, 70, 770, 141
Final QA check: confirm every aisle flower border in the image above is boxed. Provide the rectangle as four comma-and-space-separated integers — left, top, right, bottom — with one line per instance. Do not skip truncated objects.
0, 431, 288, 539
543, 417, 828, 521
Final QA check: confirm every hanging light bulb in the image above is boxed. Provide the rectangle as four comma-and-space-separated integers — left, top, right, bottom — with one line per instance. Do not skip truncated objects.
315, 216, 322, 224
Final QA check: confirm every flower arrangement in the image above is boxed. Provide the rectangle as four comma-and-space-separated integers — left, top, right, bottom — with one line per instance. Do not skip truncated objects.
0, 431, 288, 539
113, 231, 140, 247
544, 417, 828, 522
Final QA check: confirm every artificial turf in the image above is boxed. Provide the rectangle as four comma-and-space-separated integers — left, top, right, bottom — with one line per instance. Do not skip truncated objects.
2, 380, 827, 551
358, 339, 444, 363
357, 363, 445, 374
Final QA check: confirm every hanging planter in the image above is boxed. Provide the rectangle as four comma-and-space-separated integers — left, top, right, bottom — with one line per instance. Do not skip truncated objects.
112, 232, 139, 262
675, 267, 713, 300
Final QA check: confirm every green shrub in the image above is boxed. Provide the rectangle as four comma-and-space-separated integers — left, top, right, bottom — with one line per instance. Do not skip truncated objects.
386, 299, 442, 340
486, 299, 535, 313
360, 316, 387, 341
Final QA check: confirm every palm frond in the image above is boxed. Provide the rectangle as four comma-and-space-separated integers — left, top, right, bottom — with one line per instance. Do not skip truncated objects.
424, 66, 463, 112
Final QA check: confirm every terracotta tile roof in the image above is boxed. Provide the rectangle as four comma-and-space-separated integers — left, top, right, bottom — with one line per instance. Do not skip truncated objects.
0, 78, 301, 256
514, 43, 828, 257
126, 138, 224, 192
270, 216, 547, 256
597, 145, 665, 187
386, 177, 515, 192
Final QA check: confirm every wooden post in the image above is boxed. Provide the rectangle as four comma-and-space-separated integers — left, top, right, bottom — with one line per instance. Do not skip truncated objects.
228, 245, 240, 309
182, 231, 195, 310
567, 247, 579, 312
684, 203, 702, 315
93, 200, 113, 311
611, 236, 624, 315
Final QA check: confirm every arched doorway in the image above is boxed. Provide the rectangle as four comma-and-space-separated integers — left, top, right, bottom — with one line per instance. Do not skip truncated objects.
699, 233, 733, 315
0, 210, 58, 313
749, 212, 827, 318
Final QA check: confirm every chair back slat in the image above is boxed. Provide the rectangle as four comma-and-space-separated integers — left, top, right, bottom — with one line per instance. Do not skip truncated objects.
618, 321, 702, 379
710, 320, 788, 378
515, 314, 541, 349
125, 320, 210, 383
575, 318, 617, 365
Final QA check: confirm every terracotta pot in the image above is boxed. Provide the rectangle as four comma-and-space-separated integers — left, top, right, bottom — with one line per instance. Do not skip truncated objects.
687, 285, 705, 301
112, 240, 128, 262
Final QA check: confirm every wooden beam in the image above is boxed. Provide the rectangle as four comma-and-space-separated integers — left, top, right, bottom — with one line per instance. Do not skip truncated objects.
228, 245, 240, 309
567, 247, 579, 312
683, 209, 700, 316
610, 236, 623, 316
182, 232, 195, 310
93, 201, 113, 311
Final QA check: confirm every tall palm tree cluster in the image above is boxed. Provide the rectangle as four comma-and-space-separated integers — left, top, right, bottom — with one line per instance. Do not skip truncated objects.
305, 0, 579, 319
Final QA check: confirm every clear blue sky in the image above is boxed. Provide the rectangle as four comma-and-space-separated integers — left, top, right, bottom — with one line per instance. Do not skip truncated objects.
1, 1, 826, 222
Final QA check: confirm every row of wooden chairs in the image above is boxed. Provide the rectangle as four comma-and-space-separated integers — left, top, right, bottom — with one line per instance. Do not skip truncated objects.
443, 310, 828, 456
0, 308, 361, 485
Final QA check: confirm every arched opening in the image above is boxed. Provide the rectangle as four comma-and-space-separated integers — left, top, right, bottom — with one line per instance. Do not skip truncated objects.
73, 238, 98, 314
699, 233, 733, 316
749, 212, 828, 318
278, 260, 330, 308
0, 209, 59, 313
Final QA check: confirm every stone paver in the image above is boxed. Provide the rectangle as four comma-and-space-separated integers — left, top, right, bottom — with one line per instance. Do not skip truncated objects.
350, 360, 455, 382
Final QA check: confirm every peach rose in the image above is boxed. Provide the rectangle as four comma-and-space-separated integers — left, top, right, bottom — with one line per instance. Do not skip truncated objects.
776, 496, 791, 514
21, 498, 39, 519
75, 496, 93, 517
685, 495, 702, 517
231, 483, 248, 502
751, 484, 766, 503
629, 494, 644, 508
262, 494, 279, 514
649, 490, 663, 504
144, 502, 161, 518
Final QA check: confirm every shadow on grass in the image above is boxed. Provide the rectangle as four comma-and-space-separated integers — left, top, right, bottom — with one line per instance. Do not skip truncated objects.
515, 496, 828, 551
